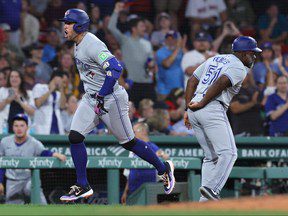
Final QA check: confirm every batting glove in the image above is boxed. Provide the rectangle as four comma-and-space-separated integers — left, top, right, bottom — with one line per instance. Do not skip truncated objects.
95, 94, 108, 116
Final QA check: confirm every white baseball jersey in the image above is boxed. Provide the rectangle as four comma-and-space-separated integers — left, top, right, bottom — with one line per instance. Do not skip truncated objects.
191, 54, 249, 108
74, 32, 119, 95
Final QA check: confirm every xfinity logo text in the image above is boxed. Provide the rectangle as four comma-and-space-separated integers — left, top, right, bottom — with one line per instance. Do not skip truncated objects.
98, 157, 122, 168
29, 158, 54, 168
0, 158, 20, 168
131, 158, 153, 168
65, 158, 74, 168
172, 159, 189, 169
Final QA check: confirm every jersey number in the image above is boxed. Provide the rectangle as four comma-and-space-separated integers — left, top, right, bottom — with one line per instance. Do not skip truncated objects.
202, 65, 222, 85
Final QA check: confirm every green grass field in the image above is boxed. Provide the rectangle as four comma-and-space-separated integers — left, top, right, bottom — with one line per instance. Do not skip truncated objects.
0, 205, 288, 216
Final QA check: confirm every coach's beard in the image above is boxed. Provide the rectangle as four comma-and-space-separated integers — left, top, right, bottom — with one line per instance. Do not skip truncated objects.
248, 62, 254, 68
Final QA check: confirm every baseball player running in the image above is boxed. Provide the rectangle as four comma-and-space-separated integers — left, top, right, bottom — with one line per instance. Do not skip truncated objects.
58, 9, 175, 202
184, 36, 262, 201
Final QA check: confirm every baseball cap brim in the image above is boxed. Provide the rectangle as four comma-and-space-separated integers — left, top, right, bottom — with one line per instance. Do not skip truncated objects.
253, 47, 262, 53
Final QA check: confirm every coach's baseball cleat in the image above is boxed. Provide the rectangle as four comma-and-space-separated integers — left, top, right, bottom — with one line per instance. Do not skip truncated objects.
60, 184, 93, 202
160, 160, 175, 194
199, 186, 220, 201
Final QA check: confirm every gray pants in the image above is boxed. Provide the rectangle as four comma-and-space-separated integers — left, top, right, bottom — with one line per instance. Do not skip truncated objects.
6, 178, 47, 204
71, 86, 134, 144
188, 101, 237, 200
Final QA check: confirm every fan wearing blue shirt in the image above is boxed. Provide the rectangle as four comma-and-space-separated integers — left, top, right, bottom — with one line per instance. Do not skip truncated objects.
272, 54, 288, 77
265, 76, 288, 136
258, 4, 288, 43
156, 30, 184, 100
252, 42, 279, 88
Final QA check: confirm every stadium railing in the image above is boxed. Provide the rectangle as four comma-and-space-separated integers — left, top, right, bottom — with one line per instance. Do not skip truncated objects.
1, 135, 288, 161
1, 155, 288, 205
0, 156, 202, 204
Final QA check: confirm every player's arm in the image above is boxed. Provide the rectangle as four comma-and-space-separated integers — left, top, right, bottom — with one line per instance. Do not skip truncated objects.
35, 139, 66, 162
40, 150, 66, 162
185, 62, 206, 109
185, 76, 199, 109
94, 57, 123, 115
188, 75, 231, 111
99, 57, 123, 97
184, 63, 205, 129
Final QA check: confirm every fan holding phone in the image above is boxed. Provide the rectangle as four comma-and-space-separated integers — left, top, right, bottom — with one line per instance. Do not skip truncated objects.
0, 70, 35, 133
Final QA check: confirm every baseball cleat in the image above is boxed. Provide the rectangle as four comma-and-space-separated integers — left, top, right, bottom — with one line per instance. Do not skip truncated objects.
60, 184, 93, 202
160, 160, 176, 194
199, 186, 220, 201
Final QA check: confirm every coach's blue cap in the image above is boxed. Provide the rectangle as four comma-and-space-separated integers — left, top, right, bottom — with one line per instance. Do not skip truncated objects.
13, 113, 28, 125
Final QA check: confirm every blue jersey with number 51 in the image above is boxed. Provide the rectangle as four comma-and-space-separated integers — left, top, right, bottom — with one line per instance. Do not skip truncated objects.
191, 54, 248, 108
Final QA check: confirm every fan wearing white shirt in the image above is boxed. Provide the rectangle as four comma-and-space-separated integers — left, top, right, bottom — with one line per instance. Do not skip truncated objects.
32, 70, 66, 135
185, 0, 227, 37
181, 32, 216, 89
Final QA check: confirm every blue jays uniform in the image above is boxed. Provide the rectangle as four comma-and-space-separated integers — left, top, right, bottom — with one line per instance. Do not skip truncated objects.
0, 135, 48, 204
187, 54, 248, 200
71, 32, 134, 143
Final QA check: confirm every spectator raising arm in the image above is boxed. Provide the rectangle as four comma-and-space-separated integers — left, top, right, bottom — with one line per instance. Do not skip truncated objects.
108, 2, 127, 45
34, 80, 55, 108
0, 94, 15, 111
212, 21, 240, 53
14, 93, 35, 116
162, 35, 187, 69
277, 55, 288, 78
59, 83, 67, 110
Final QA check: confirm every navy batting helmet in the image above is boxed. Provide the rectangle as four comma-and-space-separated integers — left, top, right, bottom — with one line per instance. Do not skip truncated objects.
232, 36, 262, 53
58, 9, 90, 33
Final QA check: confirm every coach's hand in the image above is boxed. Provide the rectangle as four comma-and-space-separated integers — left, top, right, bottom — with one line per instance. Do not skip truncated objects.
188, 101, 204, 112
95, 95, 108, 116
184, 112, 192, 129
0, 183, 4, 195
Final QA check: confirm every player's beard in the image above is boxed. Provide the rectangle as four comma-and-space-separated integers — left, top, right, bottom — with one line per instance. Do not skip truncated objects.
249, 62, 254, 68
248, 55, 256, 68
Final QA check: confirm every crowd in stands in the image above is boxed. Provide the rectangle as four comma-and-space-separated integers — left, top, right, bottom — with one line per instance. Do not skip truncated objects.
0, 0, 288, 137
